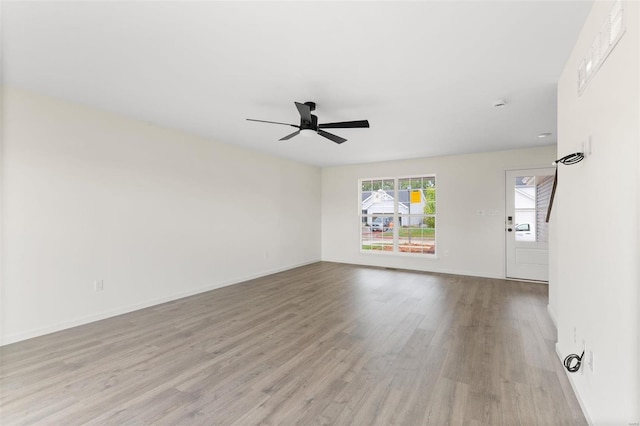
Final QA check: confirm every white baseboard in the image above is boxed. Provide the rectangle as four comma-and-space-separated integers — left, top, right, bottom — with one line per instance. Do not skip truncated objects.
555, 343, 594, 426
547, 304, 558, 328
0, 259, 320, 346
321, 258, 504, 280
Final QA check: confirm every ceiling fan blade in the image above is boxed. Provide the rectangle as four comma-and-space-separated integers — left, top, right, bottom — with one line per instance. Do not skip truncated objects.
294, 102, 313, 124
318, 120, 370, 129
247, 118, 298, 127
279, 130, 301, 141
318, 129, 347, 144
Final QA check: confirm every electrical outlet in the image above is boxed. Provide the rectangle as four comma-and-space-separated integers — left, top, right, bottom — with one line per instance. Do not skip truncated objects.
94, 280, 104, 292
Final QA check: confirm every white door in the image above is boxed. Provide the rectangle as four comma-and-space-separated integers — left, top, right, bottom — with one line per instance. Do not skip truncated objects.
505, 168, 555, 281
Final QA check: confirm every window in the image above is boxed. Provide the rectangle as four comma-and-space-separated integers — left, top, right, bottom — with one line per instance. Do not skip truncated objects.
360, 176, 436, 255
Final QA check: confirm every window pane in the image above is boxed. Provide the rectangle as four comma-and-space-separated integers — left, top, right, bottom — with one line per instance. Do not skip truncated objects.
425, 183, 436, 214
514, 175, 552, 242
398, 215, 435, 254
398, 178, 411, 190
361, 215, 394, 251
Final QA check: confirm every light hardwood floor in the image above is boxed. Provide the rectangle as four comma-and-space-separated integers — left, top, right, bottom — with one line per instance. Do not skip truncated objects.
1, 262, 586, 425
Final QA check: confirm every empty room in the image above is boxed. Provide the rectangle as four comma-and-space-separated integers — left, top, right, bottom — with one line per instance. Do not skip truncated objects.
1, 1, 639, 425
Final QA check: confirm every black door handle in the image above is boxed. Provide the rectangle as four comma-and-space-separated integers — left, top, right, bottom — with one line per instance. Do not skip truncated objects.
507, 228, 513, 232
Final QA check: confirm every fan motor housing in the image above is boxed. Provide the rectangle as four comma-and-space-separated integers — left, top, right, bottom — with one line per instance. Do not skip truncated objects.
301, 114, 318, 130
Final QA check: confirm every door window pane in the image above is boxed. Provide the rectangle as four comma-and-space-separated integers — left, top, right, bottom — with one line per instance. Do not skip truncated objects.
514, 175, 552, 242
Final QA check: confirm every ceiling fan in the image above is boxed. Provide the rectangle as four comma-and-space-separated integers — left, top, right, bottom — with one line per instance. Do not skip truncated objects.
247, 101, 369, 144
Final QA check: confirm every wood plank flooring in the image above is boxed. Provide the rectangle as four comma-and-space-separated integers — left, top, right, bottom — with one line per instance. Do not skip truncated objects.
0, 262, 586, 425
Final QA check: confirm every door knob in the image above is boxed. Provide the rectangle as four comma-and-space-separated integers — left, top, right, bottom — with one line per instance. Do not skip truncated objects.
507, 228, 513, 232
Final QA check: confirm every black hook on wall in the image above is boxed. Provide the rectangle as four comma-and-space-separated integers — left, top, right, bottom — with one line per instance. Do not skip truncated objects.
553, 152, 585, 166
545, 152, 585, 223
564, 351, 585, 373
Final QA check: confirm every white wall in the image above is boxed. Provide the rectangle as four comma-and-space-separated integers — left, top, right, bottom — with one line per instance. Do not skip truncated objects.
321, 146, 556, 278
555, 1, 639, 423
0, 87, 321, 345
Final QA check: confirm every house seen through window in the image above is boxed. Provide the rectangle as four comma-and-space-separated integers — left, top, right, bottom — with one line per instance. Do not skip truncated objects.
360, 176, 436, 255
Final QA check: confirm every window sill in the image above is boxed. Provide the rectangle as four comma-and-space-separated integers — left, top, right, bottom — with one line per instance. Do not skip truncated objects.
359, 249, 438, 259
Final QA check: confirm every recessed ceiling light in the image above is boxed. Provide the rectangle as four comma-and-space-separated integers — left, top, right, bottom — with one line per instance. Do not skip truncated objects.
538, 132, 552, 138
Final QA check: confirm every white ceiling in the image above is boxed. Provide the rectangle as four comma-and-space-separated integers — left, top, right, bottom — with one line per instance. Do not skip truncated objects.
2, 1, 592, 166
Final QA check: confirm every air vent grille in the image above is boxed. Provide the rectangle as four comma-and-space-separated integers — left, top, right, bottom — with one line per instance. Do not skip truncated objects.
578, 0, 626, 95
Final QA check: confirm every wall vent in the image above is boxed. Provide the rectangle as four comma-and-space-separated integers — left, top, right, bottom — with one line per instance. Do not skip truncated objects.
578, 0, 625, 95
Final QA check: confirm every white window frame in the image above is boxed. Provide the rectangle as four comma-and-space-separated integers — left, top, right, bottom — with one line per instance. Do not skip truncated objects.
359, 175, 436, 257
